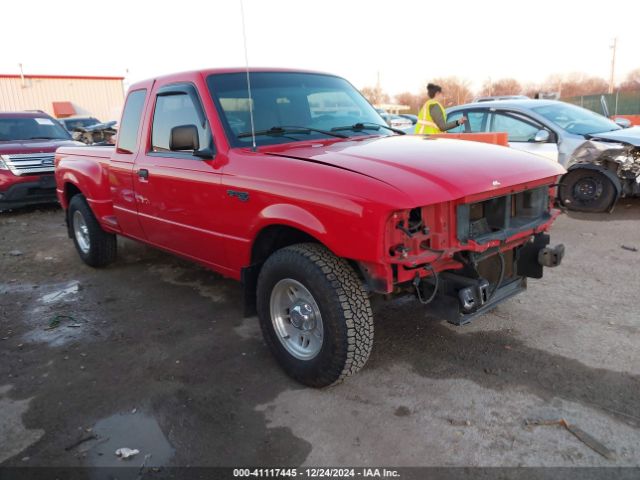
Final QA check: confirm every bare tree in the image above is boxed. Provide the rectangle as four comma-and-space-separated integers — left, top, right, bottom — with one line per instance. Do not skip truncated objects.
428, 77, 473, 107
619, 68, 640, 92
395, 91, 427, 114
522, 82, 540, 99
479, 78, 522, 97
540, 73, 608, 98
360, 85, 390, 105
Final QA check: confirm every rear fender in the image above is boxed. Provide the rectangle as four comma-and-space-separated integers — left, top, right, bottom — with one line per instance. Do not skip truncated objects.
57, 156, 113, 223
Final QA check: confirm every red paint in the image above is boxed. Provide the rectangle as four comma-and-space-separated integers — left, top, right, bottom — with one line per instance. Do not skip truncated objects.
52, 101, 76, 117
612, 115, 640, 126
55, 69, 565, 292
429, 132, 509, 146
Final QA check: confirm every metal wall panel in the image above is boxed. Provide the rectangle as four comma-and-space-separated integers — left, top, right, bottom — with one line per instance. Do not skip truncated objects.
0, 76, 125, 121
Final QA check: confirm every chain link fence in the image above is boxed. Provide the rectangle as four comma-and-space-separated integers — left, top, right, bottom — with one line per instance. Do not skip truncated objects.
563, 91, 640, 115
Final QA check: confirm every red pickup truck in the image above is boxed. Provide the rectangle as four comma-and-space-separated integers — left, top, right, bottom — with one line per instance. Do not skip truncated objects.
0, 111, 79, 210
55, 68, 566, 387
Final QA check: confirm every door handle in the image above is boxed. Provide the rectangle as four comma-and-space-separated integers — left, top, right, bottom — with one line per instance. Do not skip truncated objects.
137, 169, 149, 180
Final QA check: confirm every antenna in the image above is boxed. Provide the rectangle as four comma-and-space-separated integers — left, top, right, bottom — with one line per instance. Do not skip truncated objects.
240, 0, 257, 152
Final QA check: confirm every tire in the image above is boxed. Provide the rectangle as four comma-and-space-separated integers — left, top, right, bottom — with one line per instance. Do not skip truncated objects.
257, 243, 374, 387
68, 194, 117, 267
559, 168, 617, 213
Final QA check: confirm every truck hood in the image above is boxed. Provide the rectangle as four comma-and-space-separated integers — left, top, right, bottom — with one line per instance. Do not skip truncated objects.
264, 135, 565, 205
0, 139, 81, 155
588, 126, 640, 147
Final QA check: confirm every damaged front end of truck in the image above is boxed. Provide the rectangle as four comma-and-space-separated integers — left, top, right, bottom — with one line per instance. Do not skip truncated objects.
362, 181, 565, 326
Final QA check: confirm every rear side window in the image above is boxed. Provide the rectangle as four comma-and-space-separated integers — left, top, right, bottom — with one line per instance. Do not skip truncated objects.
117, 89, 147, 153
151, 93, 207, 153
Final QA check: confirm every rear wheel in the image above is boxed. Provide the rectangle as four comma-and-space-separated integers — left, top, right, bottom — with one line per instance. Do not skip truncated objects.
68, 194, 117, 267
559, 168, 617, 212
257, 243, 374, 387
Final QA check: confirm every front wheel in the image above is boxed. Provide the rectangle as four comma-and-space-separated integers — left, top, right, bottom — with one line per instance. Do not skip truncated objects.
68, 194, 117, 267
559, 168, 618, 212
257, 243, 374, 387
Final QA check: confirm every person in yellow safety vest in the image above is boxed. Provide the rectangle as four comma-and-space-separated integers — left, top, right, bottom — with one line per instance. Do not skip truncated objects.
415, 83, 467, 134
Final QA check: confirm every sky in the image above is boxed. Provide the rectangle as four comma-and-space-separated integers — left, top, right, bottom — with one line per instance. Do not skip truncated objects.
2, 0, 639, 97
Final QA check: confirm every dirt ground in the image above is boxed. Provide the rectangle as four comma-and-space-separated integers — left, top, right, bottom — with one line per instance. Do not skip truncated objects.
1, 200, 639, 470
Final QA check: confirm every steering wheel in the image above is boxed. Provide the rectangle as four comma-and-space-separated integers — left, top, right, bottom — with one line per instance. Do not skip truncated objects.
564, 121, 588, 132
313, 114, 337, 122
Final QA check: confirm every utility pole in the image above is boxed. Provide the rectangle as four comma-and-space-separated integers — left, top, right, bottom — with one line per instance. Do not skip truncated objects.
18, 63, 25, 88
609, 37, 617, 94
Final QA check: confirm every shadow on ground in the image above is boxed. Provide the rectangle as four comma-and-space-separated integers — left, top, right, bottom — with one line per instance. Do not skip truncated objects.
369, 297, 640, 429
565, 197, 640, 223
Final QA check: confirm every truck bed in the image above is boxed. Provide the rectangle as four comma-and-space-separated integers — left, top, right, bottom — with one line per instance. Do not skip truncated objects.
56, 145, 114, 159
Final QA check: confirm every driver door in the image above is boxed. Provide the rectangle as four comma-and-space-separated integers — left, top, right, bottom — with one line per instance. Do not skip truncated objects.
133, 82, 229, 271
488, 110, 559, 162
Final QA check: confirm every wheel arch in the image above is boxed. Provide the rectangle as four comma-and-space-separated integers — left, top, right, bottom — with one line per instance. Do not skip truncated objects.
62, 180, 84, 237
241, 215, 364, 317
242, 222, 322, 318
64, 181, 83, 204
566, 163, 622, 194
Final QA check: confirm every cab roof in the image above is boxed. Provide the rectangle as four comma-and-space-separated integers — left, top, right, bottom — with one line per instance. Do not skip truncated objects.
128, 67, 338, 91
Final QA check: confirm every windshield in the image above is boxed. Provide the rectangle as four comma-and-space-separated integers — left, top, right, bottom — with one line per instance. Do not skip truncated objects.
0, 116, 71, 141
207, 72, 388, 147
63, 118, 100, 130
532, 103, 621, 136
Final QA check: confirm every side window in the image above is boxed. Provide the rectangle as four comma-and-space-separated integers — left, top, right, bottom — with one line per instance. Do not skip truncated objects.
467, 111, 488, 133
446, 111, 464, 133
117, 89, 147, 153
490, 112, 541, 142
151, 92, 207, 153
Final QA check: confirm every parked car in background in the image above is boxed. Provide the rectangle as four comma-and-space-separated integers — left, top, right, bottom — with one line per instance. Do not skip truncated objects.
0, 111, 80, 210
386, 114, 413, 131
399, 113, 418, 125
71, 120, 118, 145
375, 108, 414, 132
58, 116, 101, 133
56, 68, 565, 387
447, 99, 640, 212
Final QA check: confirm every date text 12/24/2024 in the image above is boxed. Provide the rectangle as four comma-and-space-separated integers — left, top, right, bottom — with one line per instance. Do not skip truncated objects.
233, 468, 400, 478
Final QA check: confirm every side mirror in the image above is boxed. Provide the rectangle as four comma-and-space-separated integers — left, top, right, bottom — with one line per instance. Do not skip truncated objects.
170, 124, 199, 152
613, 117, 631, 129
533, 129, 550, 143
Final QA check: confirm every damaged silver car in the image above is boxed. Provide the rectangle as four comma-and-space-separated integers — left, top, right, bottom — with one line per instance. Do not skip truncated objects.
447, 99, 640, 212
562, 134, 640, 211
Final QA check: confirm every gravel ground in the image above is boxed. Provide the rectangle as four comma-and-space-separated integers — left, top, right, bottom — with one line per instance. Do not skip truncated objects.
0, 200, 639, 469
